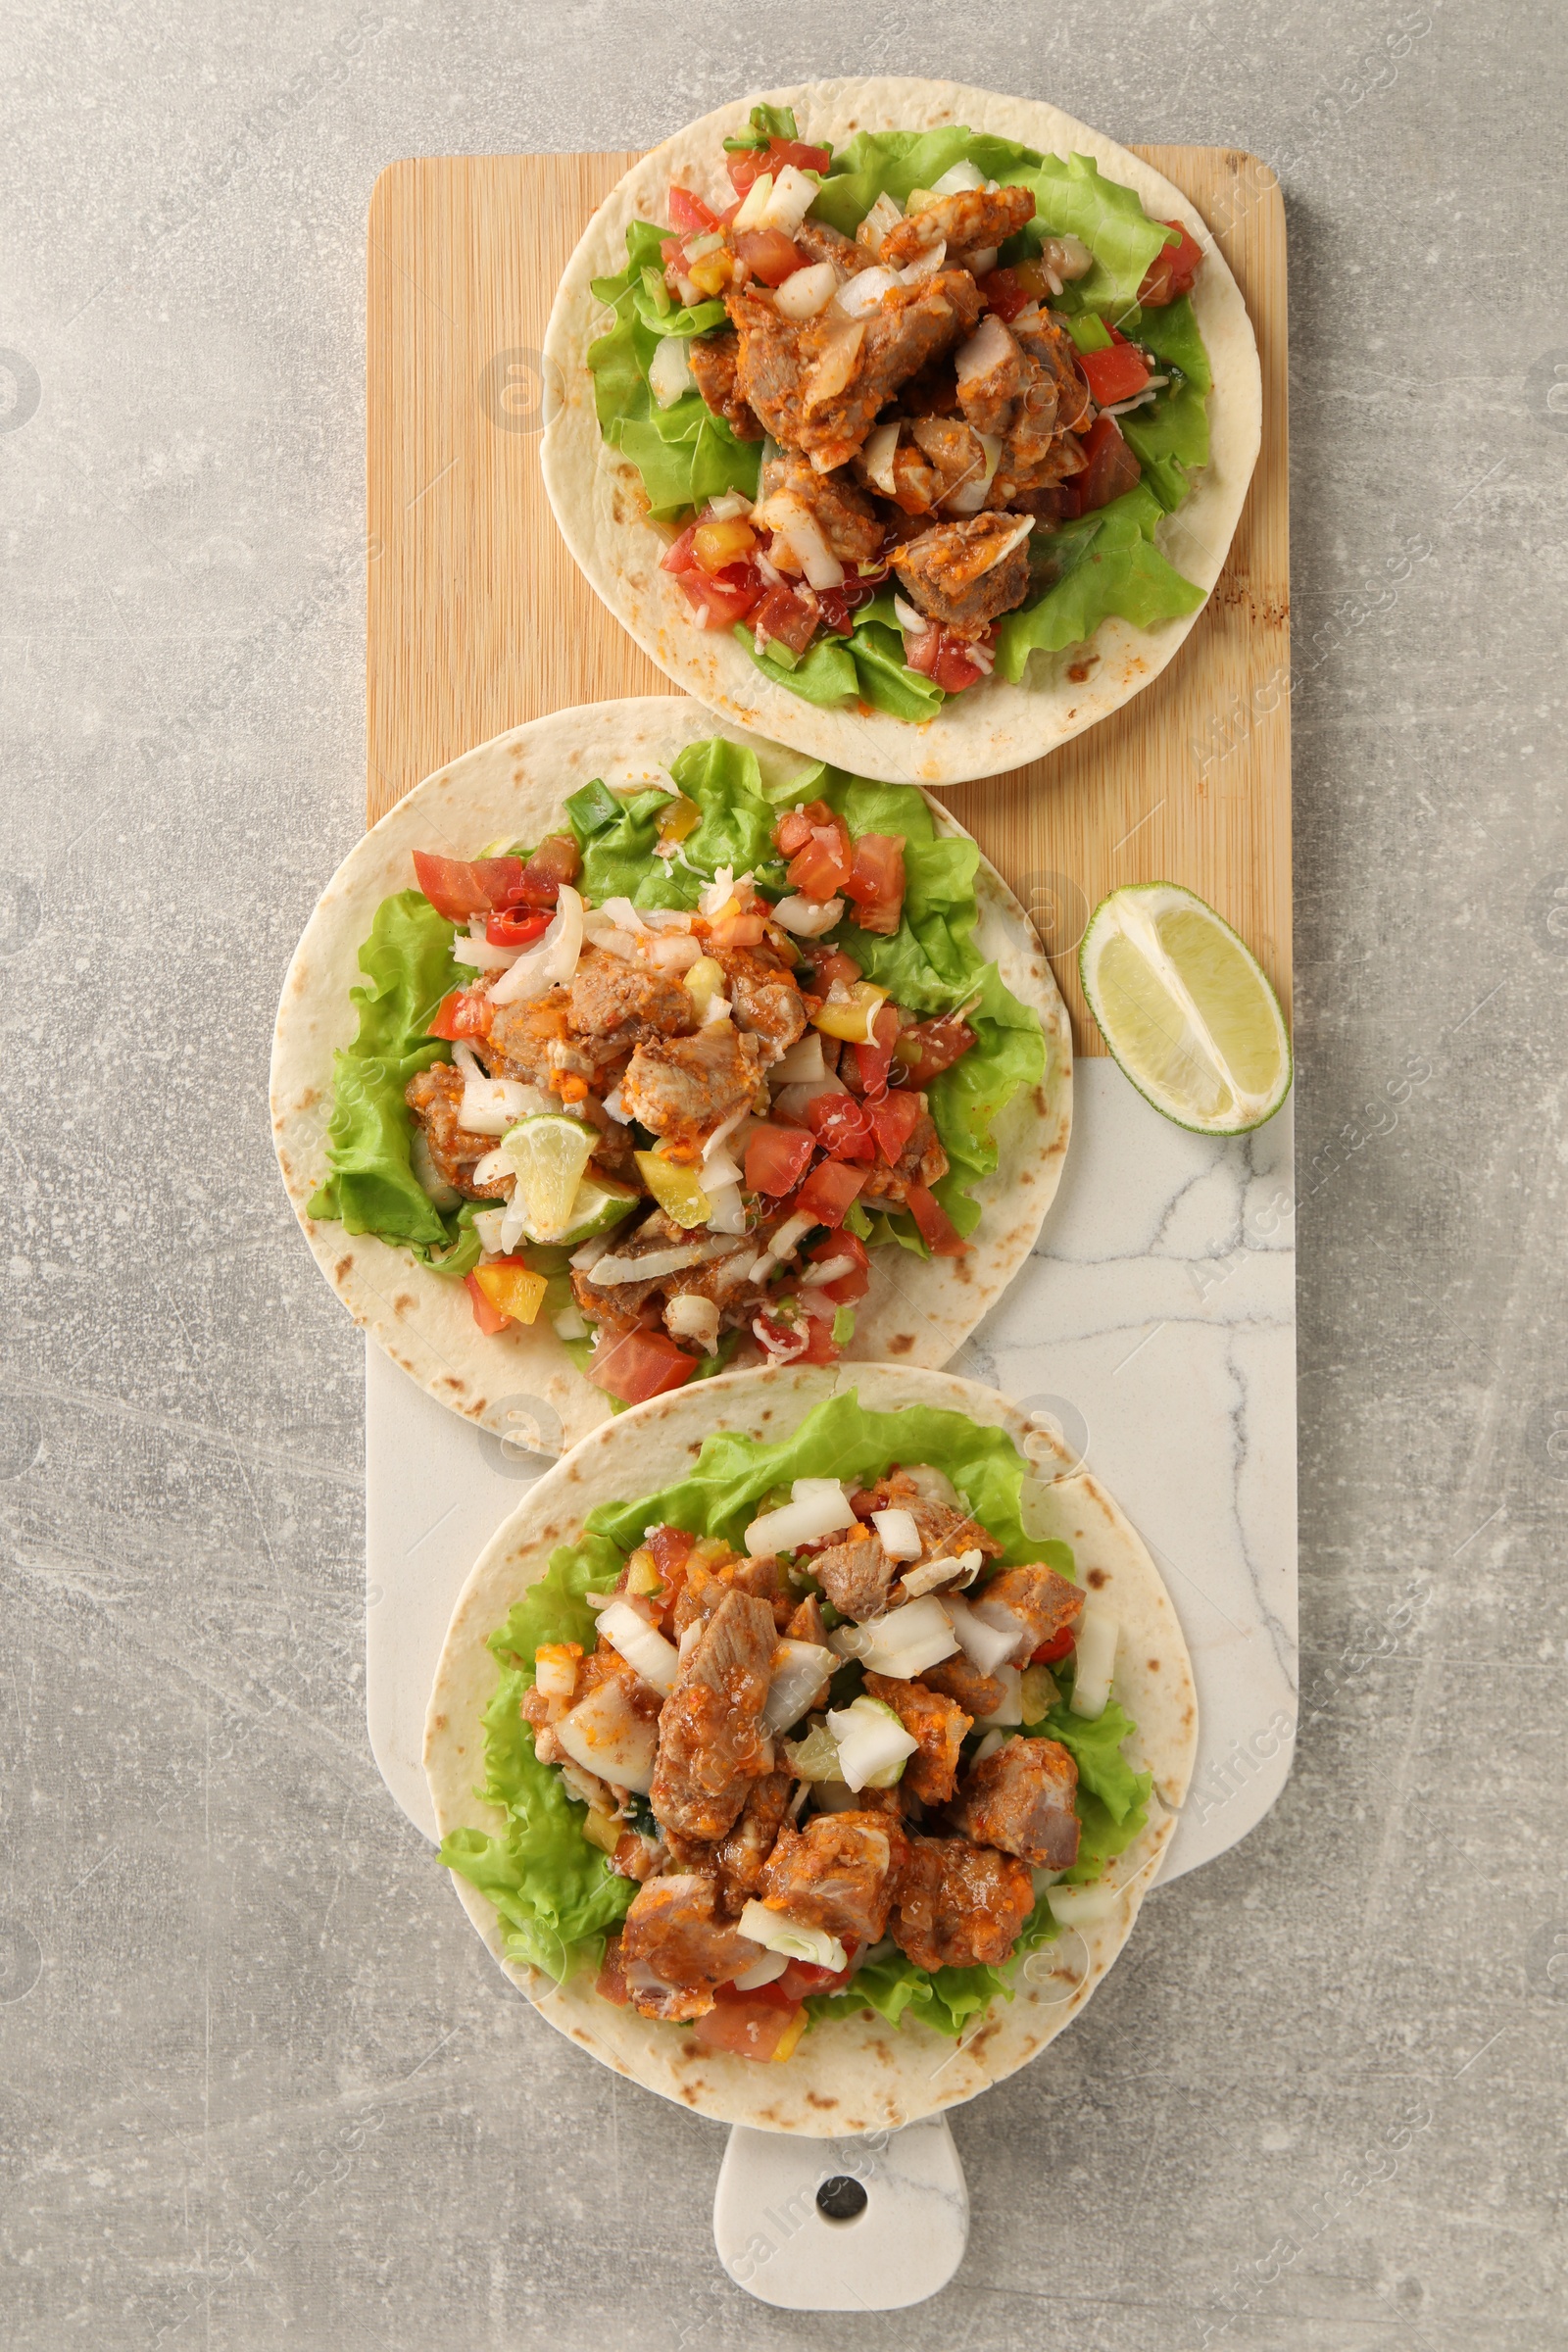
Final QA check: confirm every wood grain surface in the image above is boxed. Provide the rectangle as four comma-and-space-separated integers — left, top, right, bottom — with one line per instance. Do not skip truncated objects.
367, 147, 1289, 1049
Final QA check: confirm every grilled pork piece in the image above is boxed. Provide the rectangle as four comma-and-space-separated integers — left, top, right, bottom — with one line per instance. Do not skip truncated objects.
809, 1525, 896, 1622
482, 987, 570, 1086
890, 1833, 1036, 1971
862, 1672, 971, 1805
713, 943, 808, 1056
758, 1810, 909, 1945
405, 1063, 510, 1199
863, 1472, 1003, 1569
893, 513, 1033, 633
920, 1652, 1007, 1722
791, 217, 876, 275
686, 328, 764, 440
651, 1589, 777, 1842
979, 1562, 1084, 1659
619, 1875, 759, 2020
1011, 308, 1093, 436
567, 949, 697, 1048
758, 451, 885, 564
620, 1020, 764, 1151
951, 1735, 1081, 1870
878, 185, 1036, 270
786, 1592, 829, 1646
715, 1771, 794, 1913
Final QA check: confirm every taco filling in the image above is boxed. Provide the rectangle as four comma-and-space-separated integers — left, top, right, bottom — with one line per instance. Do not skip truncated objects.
440, 1391, 1153, 2056
587, 104, 1213, 717
308, 740, 1045, 1406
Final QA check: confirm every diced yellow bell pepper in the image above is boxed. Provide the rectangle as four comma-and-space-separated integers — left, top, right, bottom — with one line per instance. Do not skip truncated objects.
693, 519, 757, 574
635, 1151, 712, 1231
581, 1809, 620, 1857
771, 2007, 809, 2063
657, 793, 701, 845
625, 1547, 663, 1597
687, 249, 734, 297
684, 955, 727, 1013
472, 1261, 548, 1326
811, 981, 890, 1044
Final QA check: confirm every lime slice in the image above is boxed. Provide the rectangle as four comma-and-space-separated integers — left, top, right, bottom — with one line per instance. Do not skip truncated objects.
554, 1173, 641, 1248
498, 1113, 596, 1242
1079, 883, 1293, 1135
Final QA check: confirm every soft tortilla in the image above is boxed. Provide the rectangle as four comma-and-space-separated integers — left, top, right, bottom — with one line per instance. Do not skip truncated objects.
270, 699, 1070, 1450
541, 77, 1262, 788
424, 1363, 1197, 2133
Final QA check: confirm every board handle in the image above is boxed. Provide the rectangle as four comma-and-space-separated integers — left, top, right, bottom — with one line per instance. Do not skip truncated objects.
713, 2115, 968, 2310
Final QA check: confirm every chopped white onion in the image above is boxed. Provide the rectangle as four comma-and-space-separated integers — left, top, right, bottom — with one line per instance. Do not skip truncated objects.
752, 491, 845, 589
802, 319, 866, 416
826, 1696, 918, 1790
901, 1463, 960, 1508
584, 1234, 736, 1285
965, 244, 999, 276
763, 1208, 816, 1263
596, 1599, 681, 1696
898, 241, 947, 283
832, 267, 898, 318
971, 1729, 1008, 1765
552, 1301, 588, 1341
893, 593, 929, 636
768, 1032, 827, 1086
770, 892, 845, 937
799, 1251, 856, 1289
828, 1595, 959, 1674
736, 1900, 846, 1975
601, 1084, 631, 1125
1047, 1879, 1124, 1928
411, 1127, 463, 1210
702, 1181, 748, 1237
900, 1547, 982, 1597
731, 1947, 790, 1990
489, 884, 584, 1004
732, 172, 774, 232
973, 1663, 1023, 1727
554, 1677, 658, 1793
649, 334, 694, 409
1069, 1605, 1118, 1719
774, 260, 837, 320
745, 1477, 858, 1558
699, 864, 740, 917
763, 1639, 836, 1733
452, 1042, 535, 1137
860, 419, 901, 496
932, 160, 987, 196
470, 1205, 508, 1252
858, 192, 904, 250
451, 934, 518, 972
469, 1146, 511, 1189
972, 516, 1034, 574
942, 1593, 1020, 1677
870, 1508, 921, 1561
705, 492, 754, 521
956, 312, 1016, 385
585, 926, 640, 960
664, 1292, 720, 1355
760, 164, 818, 236
968, 1593, 1033, 1664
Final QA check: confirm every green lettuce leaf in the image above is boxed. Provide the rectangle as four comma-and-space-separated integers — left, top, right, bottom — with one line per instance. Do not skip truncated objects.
306, 889, 466, 1251
1118, 379, 1211, 513
1128, 294, 1211, 394
723, 103, 807, 154
993, 481, 1204, 680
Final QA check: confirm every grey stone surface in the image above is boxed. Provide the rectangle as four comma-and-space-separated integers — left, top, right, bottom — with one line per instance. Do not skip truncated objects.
2, 2, 1565, 2345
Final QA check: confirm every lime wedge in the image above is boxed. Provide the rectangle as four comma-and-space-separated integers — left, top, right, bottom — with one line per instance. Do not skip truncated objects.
1079, 883, 1293, 1135
498, 1113, 596, 1242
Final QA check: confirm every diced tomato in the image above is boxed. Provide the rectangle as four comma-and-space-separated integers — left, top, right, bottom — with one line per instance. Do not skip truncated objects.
733, 226, 806, 286
807, 1231, 870, 1306
794, 1158, 868, 1229
904, 1181, 967, 1257
512, 835, 581, 908
892, 1015, 976, 1086
976, 267, 1032, 322
813, 570, 882, 635
485, 906, 551, 948
776, 1942, 858, 1999
595, 1936, 630, 2007
1073, 414, 1144, 514
661, 523, 699, 573
647, 1524, 696, 1578
588, 1327, 699, 1404
787, 811, 853, 901
752, 582, 820, 659
667, 184, 718, 236
1078, 340, 1152, 408
707, 906, 768, 948
843, 833, 906, 936
413, 851, 522, 921
905, 625, 987, 694
463, 1270, 512, 1337
745, 1122, 816, 1198
428, 986, 493, 1042
726, 136, 832, 197
693, 1988, 808, 2061
809, 947, 863, 994
852, 1004, 902, 1096
677, 562, 764, 628
783, 1307, 843, 1365
806, 1091, 875, 1163
1033, 1626, 1077, 1665
773, 799, 836, 857
868, 1088, 924, 1166
1138, 219, 1203, 307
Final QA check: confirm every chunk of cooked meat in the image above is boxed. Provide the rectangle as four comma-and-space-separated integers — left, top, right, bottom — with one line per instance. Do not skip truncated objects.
610, 1829, 665, 1882
955, 316, 1024, 438
568, 947, 697, 1049
757, 1811, 909, 1945
651, 1589, 777, 1842
570, 1212, 743, 1338
810, 1525, 896, 1622
686, 328, 764, 440
786, 1592, 828, 1646
759, 450, 885, 564
483, 985, 625, 1095
861, 1105, 948, 1202
405, 1062, 510, 1199
726, 271, 982, 473
891, 357, 960, 420
619, 1875, 758, 2020
715, 944, 807, 1055
863, 1672, 971, 1805
715, 1771, 793, 1914
1011, 308, 1093, 435
889, 1834, 1036, 1972
950, 1736, 1081, 1870
879, 184, 1036, 269
672, 1548, 785, 1639
792, 217, 876, 275
920, 1652, 1006, 1722
893, 513, 1033, 632
979, 1562, 1084, 1657
907, 416, 990, 507
620, 1019, 764, 1151
865, 1472, 1004, 1569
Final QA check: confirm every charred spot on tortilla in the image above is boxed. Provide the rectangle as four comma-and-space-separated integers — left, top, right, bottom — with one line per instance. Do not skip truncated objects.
1088, 1566, 1108, 1588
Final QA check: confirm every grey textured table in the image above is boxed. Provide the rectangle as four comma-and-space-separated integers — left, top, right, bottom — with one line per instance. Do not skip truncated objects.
3, 6, 1565, 2347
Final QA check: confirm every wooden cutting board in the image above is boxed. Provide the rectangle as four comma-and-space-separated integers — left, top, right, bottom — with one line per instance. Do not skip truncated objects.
367, 147, 1289, 1050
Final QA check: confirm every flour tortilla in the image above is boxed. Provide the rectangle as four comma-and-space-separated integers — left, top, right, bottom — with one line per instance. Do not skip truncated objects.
423, 1363, 1198, 2134
270, 700, 1070, 1451
541, 77, 1262, 789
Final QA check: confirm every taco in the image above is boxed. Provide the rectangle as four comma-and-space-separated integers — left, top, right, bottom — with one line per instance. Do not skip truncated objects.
542, 77, 1261, 785
270, 701, 1069, 1446
424, 1365, 1197, 2132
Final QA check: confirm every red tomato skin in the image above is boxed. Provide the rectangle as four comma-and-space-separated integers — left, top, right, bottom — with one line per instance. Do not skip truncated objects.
648, 1524, 696, 1576
1137, 220, 1203, 306
661, 523, 699, 574
852, 1004, 902, 1096
776, 1943, 858, 1999
732, 226, 806, 286
843, 833, 906, 935
464, 1271, 512, 1336
678, 563, 763, 627
794, 1159, 869, 1228
774, 799, 839, 856
807, 1231, 870, 1305
512, 835, 581, 908
413, 851, 522, 921
428, 987, 493, 1043
752, 582, 820, 658
976, 267, 1031, 321
1079, 343, 1152, 408
787, 815, 854, 900
906, 626, 984, 693
588, 1328, 700, 1403
806, 1092, 876, 1163
1032, 1627, 1077, 1665
667, 184, 718, 235
745, 1123, 817, 1199
892, 1016, 975, 1086
485, 907, 551, 948
903, 1181, 967, 1257
1073, 415, 1144, 514
726, 136, 831, 196
868, 1088, 924, 1165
